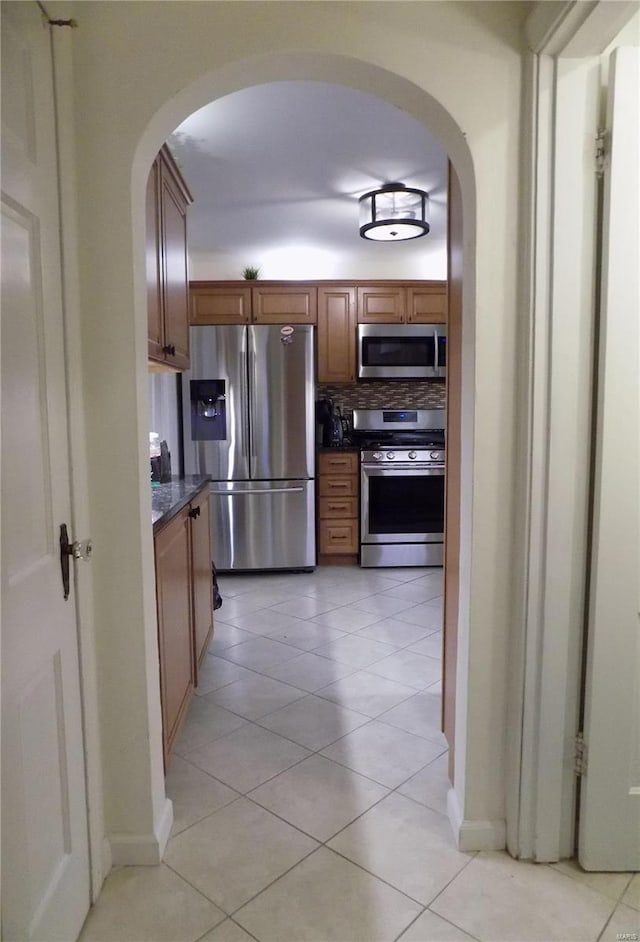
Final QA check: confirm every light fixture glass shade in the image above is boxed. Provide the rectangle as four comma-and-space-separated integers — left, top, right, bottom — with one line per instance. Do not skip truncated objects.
359, 183, 430, 241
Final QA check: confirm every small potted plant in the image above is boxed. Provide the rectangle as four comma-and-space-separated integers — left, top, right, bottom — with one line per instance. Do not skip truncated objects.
242, 265, 260, 280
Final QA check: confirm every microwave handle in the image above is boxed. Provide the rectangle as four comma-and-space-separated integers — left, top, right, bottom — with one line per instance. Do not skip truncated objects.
434, 328, 440, 370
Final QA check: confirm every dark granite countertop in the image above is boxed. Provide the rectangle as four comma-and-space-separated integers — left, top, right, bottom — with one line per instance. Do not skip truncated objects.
151, 475, 210, 531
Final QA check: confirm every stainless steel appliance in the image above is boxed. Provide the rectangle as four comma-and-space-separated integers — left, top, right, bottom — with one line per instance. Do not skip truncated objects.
352, 408, 445, 568
357, 323, 446, 380
182, 324, 316, 571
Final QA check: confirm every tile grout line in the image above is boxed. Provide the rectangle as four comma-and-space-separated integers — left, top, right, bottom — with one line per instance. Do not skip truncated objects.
171, 730, 451, 847
169, 568, 446, 937
175, 692, 448, 794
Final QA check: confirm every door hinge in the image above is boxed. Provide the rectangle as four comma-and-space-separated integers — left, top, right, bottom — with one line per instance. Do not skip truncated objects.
574, 732, 588, 776
595, 130, 608, 178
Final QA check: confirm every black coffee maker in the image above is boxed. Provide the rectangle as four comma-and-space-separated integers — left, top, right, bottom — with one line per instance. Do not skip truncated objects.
316, 398, 344, 447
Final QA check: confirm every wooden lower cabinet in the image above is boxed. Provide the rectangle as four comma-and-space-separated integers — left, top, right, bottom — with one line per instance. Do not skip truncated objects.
154, 485, 213, 766
317, 451, 359, 562
154, 507, 194, 765
318, 519, 359, 555
190, 489, 214, 672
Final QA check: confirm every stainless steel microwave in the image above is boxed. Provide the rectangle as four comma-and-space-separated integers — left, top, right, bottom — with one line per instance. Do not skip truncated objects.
357, 324, 446, 380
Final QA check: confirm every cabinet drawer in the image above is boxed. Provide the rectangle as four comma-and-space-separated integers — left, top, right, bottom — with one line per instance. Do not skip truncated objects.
319, 476, 357, 497
319, 520, 359, 554
318, 451, 358, 474
319, 496, 358, 519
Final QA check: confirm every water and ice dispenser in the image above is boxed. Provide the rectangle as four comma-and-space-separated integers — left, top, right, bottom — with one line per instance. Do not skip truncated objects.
190, 380, 226, 441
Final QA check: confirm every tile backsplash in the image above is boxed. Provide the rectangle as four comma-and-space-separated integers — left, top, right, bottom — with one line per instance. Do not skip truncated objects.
317, 381, 446, 417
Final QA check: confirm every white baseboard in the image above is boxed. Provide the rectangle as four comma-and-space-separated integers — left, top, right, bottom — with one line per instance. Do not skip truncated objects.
447, 787, 506, 852
108, 797, 174, 866
100, 837, 112, 890
155, 795, 174, 858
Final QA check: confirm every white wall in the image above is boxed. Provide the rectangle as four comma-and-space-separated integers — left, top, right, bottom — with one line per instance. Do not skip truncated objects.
67, 0, 527, 863
189, 243, 448, 281
148, 373, 181, 474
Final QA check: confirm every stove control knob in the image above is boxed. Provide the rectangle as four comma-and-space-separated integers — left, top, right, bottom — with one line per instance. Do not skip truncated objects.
408, 451, 417, 460
386, 451, 395, 460
373, 452, 383, 461
430, 451, 440, 460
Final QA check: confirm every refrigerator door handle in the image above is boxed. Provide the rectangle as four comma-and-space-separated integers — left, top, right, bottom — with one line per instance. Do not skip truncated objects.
210, 485, 305, 496
239, 349, 248, 457
248, 347, 258, 460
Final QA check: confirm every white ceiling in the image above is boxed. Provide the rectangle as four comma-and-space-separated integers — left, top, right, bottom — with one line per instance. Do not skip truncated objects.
169, 81, 448, 279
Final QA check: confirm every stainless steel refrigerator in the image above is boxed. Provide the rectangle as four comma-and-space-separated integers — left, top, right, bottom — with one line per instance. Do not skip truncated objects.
182, 324, 316, 571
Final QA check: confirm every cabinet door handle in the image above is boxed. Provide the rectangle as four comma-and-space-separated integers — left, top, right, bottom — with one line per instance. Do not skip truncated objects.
188, 505, 201, 519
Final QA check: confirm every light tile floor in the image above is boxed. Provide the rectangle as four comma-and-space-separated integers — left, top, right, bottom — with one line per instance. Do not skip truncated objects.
80, 566, 639, 942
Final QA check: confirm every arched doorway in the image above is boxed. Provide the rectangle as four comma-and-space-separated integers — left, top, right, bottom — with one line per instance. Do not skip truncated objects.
128, 49, 477, 860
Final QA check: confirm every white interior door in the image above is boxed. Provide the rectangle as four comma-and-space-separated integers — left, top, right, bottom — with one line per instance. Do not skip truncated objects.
1, 2, 91, 937
578, 46, 640, 872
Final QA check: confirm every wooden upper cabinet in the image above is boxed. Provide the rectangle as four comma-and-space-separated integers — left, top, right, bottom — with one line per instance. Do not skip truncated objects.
357, 281, 448, 324
146, 161, 163, 361
147, 145, 193, 371
252, 285, 317, 324
189, 282, 317, 325
187, 280, 447, 334
357, 285, 405, 323
190, 283, 251, 325
159, 154, 191, 369
407, 283, 448, 323
317, 287, 356, 383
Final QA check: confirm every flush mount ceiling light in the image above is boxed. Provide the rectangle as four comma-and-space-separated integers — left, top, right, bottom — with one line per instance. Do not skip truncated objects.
359, 182, 430, 241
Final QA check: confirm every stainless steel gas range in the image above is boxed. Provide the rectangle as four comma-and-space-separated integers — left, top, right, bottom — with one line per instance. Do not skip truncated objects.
351, 409, 445, 568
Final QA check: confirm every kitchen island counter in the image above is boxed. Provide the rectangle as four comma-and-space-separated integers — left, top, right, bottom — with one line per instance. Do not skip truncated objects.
151, 475, 210, 531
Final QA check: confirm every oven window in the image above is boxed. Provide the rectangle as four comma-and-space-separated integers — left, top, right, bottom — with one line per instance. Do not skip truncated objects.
362, 335, 435, 368
367, 474, 444, 534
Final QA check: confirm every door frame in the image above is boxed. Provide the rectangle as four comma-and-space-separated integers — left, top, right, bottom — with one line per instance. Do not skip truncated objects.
49, 22, 107, 895
508, 0, 639, 862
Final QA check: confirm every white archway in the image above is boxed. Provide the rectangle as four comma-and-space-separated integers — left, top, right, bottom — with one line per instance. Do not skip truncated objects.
129, 48, 478, 857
